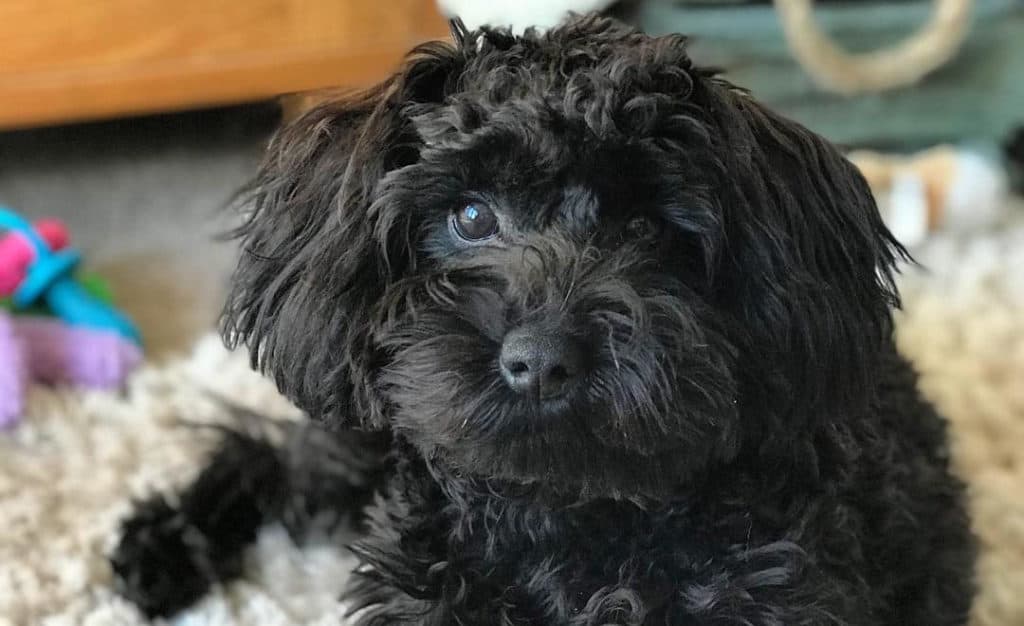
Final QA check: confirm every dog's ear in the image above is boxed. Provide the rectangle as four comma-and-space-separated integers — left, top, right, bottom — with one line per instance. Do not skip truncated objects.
713, 92, 905, 424
221, 42, 461, 429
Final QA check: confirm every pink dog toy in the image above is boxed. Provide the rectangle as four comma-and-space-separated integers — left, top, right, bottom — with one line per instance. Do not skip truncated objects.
0, 218, 70, 295
0, 310, 142, 429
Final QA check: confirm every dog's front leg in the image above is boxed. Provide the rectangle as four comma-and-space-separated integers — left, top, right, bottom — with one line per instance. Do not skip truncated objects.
110, 420, 391, 618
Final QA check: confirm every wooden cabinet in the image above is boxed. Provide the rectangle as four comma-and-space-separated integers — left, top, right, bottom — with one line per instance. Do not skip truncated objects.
0, 0, 450, 129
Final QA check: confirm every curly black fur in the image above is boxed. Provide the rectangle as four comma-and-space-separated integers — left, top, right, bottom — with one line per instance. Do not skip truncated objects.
1006, 125, 1024, 191
113, 15, 975, 625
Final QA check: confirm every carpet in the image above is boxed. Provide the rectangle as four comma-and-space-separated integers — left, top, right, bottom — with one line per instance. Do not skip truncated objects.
2, 201, 1022, 625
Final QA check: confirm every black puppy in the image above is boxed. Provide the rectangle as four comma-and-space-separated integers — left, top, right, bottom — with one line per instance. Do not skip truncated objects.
112, 16, 975, 625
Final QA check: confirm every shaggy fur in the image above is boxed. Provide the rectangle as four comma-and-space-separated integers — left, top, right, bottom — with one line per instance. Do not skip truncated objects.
112, 16, 975, 625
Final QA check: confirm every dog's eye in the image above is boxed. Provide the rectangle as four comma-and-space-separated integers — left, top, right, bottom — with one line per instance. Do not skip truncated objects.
451, 203, 499, 242
625, 215, 657, 239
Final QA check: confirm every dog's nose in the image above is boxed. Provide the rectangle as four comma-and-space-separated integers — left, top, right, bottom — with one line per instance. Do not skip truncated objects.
499, 325, 581, 399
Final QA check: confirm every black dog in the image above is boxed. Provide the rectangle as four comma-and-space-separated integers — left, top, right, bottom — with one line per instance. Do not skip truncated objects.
112, 16, 975, 625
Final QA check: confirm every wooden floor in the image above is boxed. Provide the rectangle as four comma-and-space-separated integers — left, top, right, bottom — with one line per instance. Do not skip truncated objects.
0, 0, 450, 129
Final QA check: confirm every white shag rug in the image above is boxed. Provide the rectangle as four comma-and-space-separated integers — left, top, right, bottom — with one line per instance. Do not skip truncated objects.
2, 201, 1023, 626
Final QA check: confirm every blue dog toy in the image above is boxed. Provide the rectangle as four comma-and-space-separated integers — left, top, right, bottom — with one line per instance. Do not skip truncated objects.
0, 207, 141, 344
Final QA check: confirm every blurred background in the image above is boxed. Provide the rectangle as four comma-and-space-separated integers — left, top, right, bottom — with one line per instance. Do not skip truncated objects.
0, 1, 1022, 625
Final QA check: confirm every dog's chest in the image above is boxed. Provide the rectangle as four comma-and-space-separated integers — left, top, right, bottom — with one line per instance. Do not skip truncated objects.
437, 494, 735, 615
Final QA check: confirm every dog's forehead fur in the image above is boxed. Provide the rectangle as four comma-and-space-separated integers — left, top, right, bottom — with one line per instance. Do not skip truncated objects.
385, 22, 743, 251
408, 22, 715, 183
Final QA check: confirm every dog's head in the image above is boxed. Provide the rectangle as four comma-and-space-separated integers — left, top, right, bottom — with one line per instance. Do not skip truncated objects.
223, 16, 902, 501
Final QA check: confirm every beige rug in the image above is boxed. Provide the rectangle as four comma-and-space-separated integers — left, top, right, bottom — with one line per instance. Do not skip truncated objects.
2, 202, 1023, 626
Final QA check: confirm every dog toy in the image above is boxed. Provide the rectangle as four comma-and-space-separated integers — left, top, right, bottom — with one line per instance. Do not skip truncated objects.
0, 207, 140, 343
0, 312, 27, 428
0, 217, 69, 294
0, 311, 143, 428
2, 273, 116, 314
849, 146, 1009, 247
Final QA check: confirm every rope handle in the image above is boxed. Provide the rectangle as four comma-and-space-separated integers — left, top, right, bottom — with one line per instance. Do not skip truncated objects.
774, 0, 975, 94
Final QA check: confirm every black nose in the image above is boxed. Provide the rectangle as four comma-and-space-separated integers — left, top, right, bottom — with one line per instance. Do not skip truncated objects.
499, 325, 582, 399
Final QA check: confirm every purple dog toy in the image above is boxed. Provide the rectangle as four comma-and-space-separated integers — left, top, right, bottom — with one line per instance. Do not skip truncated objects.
0, 312, 28, 428
0, 311, 141, 429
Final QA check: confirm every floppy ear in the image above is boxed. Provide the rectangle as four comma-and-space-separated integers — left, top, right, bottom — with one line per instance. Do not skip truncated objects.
713, 91, 905, 425
221, 41, 462, 429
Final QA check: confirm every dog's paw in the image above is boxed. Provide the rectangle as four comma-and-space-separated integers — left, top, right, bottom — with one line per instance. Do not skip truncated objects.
110, 496, 239, 618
